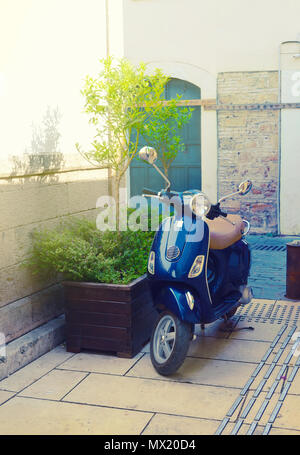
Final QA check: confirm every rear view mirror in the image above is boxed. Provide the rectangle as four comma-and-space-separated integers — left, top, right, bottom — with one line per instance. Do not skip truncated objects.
238, 180, 252, 196
139, 146, 157, 164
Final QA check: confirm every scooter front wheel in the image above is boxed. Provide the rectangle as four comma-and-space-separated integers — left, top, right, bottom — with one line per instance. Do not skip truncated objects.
150, 311, 192, 376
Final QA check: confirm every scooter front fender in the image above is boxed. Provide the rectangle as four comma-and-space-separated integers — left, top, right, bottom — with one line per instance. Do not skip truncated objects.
155, 286, 202, 324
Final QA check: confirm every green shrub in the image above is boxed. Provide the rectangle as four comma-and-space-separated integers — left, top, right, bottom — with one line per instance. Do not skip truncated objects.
26, 217, 155, 285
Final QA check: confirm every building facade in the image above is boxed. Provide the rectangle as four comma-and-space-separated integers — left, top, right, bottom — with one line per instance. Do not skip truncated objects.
121, 0, 300, 235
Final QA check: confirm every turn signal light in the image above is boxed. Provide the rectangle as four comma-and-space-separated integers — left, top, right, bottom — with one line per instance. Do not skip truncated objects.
148, 251, 155, 275
188, 255, 205, 278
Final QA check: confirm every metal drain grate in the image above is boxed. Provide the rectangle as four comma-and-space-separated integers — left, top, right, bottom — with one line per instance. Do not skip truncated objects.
215, 324, 300, 435
234, 301, 275, 320
251, 244, 286, 252
269, 303, 300, 325
233, 302, 300, 325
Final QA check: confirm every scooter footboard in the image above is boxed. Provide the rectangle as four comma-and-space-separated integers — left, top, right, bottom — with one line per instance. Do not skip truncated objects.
154, 286, 215, 324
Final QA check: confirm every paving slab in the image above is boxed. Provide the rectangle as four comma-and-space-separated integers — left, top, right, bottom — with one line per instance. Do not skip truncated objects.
269, 426, 300, 435
57, 351, 144, 375
127, 354, 257, 389
19, 369, 88, 400
277, 395, 300, 430
222, 422, 264, 435
0, 396, 153, 435
0, 344, 74, 392
63, 373, 241, 421
142, 414, 220, 435
187, 337, 271, 363
228, 320, 291, 342
0, 390, 15, 405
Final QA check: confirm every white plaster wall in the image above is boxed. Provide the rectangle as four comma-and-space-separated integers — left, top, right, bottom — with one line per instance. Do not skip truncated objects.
124, 0, 300, 72
0, 0, 108, 173
0, 0, 117, 333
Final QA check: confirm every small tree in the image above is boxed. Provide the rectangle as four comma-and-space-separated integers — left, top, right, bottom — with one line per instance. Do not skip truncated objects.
76, 56, 169, 230
141, 97, 193, 176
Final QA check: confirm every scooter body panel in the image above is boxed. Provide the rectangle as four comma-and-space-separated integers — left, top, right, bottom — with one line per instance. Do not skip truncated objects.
153, 286, 201, 324
227, 238, 251, 286
148, 216, 252, 325
148, 214, 217, 324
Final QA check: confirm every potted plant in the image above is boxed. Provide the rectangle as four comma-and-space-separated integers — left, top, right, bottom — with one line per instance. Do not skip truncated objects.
27, 217, 157, 358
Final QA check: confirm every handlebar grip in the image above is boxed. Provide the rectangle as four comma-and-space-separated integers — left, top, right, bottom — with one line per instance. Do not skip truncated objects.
142, 187, 157, 196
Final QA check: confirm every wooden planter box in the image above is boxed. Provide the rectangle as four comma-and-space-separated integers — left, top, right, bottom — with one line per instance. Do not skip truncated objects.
63, 274, 157, 358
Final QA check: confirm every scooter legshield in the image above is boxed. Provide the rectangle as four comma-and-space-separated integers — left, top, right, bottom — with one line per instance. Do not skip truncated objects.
154, 286, 201, 324
149, 215, 216, 324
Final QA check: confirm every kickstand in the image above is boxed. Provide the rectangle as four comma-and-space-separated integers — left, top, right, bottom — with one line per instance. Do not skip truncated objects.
220, 319, 254, 333
220, 319, 236, 332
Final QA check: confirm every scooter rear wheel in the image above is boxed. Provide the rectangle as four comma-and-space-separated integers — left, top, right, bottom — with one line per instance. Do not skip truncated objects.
150, 311, 192, 376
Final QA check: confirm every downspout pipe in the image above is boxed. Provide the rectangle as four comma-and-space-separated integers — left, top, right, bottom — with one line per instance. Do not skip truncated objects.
278, 41, 300, 235
278, 43, 282, 235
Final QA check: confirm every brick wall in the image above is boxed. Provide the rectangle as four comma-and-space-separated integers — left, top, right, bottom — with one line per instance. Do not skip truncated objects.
217, 71, 279, 234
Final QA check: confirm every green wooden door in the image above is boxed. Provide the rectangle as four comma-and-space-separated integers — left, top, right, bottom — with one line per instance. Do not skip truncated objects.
130, 78, 201, 196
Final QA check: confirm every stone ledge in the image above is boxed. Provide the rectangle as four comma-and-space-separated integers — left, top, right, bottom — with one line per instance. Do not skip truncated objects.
0, 284, 64, 340
0, 315, 65, 381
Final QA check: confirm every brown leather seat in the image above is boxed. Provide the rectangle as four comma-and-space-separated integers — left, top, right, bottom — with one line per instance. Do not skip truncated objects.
205, 214, 245, 250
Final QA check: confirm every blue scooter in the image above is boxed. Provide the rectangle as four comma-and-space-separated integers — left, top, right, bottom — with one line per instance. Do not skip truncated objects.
139, 146, 253, 376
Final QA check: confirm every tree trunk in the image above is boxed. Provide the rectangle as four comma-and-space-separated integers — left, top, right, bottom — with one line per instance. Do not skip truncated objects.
163, 163, 169, 177
114, 176, 120, 232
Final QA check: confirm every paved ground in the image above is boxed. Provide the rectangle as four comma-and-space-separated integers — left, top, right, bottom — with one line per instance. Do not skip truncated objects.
0, 235, 299, 436
0, 297, 299, 435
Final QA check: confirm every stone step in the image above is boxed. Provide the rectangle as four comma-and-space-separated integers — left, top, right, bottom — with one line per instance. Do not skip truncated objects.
0, 315, 65, 381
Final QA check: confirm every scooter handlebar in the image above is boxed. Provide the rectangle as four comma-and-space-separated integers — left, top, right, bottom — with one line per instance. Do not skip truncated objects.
142, 188, 179, 199
206, 203, 227, 220
142, 187, 158, 196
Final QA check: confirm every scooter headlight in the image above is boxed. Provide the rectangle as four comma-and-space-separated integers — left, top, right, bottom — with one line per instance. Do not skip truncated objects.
188, 255, 205, 278
190, 192, 211, 218
148, 251, 155, 275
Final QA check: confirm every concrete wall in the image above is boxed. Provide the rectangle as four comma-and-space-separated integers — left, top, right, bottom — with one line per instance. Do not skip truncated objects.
0, 169, 108, 343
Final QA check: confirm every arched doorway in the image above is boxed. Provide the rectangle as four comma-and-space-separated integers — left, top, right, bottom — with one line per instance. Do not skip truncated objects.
129, 78, 201, 196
